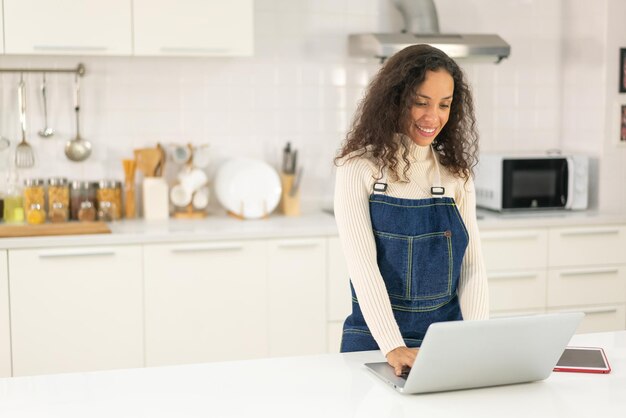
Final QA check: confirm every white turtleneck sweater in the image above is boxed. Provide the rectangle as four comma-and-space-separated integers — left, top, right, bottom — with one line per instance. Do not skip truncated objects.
334, 140, 489, 355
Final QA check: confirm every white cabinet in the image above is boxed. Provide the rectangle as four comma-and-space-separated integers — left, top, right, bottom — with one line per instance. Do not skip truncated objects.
267, 238, 326, 357
481, 229, 548, 316
8, 245, 143, 376
547, 225, 626, 333
144, 240, 268, 367
481, 223, 626, 334
133, 0, 253, 56
327, 237, 350, 353
0, 251, 11, 377
3, 0, 132, 55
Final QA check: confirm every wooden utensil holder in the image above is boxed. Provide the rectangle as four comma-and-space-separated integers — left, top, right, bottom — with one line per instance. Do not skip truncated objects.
280, 172, 300, 216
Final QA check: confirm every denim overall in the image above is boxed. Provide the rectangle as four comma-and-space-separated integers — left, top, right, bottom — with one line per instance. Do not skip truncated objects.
340, 147, 469, 352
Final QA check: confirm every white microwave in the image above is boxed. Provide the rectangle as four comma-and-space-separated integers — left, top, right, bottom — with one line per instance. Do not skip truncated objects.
474, 153, 590, 211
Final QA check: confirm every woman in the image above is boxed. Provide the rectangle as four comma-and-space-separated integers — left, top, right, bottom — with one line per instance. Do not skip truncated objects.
334, 44, 489, 376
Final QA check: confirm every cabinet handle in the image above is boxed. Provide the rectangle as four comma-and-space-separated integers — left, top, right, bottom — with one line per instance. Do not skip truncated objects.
33, 45, 108, 51
488, 272, 539, 280
276, 240, 320, 249
559, 268, 620, 277
160, 47, 230, 54
560, 228, 620, 238
39, 250, 116, 259
481, 231, 541, 241
171, 243, 244, 253
557, 307, 619, 315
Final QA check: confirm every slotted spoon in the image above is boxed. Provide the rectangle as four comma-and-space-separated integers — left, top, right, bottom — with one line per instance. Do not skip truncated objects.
15, 77, 35, 168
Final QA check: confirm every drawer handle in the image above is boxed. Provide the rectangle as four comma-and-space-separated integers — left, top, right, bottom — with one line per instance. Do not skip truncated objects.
33, 45, 108, 51
556, 307, 619, 315
39, 250, 116, 259
582, 307, 619, 315
489, 272, 539, 280
171, 244, 244, 253
276, 240, 320, 249
482, 232, 541, 240
559, 268, 620, 277
560, 229, 620, 237
160, 47, 231, 54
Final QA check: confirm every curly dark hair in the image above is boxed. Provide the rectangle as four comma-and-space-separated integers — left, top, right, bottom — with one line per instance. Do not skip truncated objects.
335, 44, 478, 181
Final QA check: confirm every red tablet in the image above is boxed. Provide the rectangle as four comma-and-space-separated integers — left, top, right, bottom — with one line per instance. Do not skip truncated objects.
553, 346, 611, 374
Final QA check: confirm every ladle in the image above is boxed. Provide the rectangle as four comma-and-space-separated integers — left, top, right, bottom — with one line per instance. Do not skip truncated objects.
64, 75, 91, 162
38, 73, 54, 138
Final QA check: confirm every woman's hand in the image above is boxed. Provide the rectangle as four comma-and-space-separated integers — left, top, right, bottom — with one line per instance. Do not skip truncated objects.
386, 346, 419, 376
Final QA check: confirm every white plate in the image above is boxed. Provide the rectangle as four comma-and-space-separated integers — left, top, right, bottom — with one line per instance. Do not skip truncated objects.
214, 158, 282, 219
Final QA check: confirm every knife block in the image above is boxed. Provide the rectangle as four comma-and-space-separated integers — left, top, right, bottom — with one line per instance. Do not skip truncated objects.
280, 173, 300, 217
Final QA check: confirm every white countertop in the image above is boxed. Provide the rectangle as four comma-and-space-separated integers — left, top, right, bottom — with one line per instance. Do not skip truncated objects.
1, 208, 625, 250
0, 331, 624, 418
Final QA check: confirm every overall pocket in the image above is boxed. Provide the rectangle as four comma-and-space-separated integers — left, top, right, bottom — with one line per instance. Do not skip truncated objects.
374, 230, 453, 301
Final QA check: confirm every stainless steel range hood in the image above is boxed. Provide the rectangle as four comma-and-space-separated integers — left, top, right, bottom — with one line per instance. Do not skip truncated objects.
349, 0, 510, 63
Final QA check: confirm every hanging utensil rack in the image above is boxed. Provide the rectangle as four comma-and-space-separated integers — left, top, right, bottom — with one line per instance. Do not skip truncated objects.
0, 63, 86, 76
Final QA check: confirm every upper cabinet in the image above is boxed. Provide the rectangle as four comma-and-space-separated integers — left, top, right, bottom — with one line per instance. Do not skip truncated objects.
1, 0, 253, 57
3, 0, 132, 55
132, 0, 253, 57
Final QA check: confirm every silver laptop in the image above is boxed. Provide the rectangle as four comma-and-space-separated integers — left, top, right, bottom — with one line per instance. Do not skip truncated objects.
365, 312, 584, 394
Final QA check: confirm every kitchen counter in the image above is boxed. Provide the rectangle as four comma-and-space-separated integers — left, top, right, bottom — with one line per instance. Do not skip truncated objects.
0, 331, 624, 418
1, 208, 625, 250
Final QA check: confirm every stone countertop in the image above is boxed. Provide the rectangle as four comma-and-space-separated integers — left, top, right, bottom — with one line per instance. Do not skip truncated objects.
1, 208, 625, 250
0, 331, 625, 418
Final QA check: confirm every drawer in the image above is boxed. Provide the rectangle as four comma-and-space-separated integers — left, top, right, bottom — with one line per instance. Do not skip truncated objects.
488, 270, 547, 311
481, 229, 548, 270
549, 225, 626, 267
548, 266, 626, 307
549, 305, 626, 334
490, 308, 546, 318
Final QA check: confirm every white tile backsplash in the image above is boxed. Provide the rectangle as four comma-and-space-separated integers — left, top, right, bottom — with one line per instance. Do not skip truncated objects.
1, 0, 624, 211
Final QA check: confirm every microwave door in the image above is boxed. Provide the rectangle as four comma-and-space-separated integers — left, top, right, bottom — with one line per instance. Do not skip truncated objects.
501, 158, 568, 209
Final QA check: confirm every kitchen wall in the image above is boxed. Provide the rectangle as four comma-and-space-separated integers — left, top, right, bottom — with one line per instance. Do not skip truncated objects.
0, 0, 622, 211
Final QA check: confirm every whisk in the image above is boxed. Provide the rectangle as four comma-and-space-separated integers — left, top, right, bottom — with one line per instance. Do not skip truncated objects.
15, 76, 35, 168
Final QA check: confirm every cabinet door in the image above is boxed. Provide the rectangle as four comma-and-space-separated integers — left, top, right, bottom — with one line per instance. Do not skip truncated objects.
488, 270, 547, 312
9, 246, 143, 376
548, 266, 626, 307
267, 238, 326, 357
133, 0, 253, 56
481, 229, 548, 271
549, 225, 626, 267
327, 236, 351, 322
0, 251, 11, 377
549, 305, 626, 334
144, 240, 268, 367
3, 0, 132, 55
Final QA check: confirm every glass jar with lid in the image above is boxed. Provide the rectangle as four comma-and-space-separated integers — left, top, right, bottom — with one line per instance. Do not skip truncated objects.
47, 177, 70, 223
3, 179, 24, 224
23, 178, 46, 225
70, 181, 97, 222
97, 180, 122, 221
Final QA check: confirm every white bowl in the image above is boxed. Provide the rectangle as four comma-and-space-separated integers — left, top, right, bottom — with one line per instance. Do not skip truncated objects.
214, 158, 282, 219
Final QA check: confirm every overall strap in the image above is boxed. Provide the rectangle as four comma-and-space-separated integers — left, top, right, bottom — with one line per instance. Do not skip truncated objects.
372, 166, 388, 194
430, 146, 445, 197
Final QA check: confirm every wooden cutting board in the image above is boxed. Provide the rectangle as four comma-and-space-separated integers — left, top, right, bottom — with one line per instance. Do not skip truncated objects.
0, 222, 111, 238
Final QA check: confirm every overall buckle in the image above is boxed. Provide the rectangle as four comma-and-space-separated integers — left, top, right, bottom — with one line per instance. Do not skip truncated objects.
430, 186, 445, 196
373, 182, 388, 192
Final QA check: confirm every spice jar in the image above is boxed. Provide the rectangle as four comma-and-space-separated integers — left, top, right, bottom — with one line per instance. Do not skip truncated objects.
47, 177, 70, 223
97, 180, 123, 221
70, 181, 97, 222
23, 179, 46, 224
